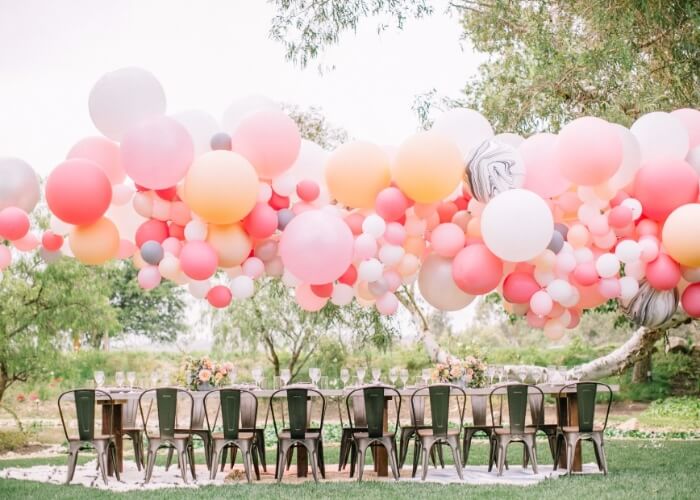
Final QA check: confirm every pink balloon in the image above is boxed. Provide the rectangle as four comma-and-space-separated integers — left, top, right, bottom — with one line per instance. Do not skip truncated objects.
0, 246, 11, 269
344, 212, 365, 235
138, 265, 161, 290
646, 253, 681, 291
45, 159, 112, 225
42, 231, 64, 252
681, 283, 700, 317
295, 283, 328, 311
530, 290, 553, 316
180, 241, 219, 280
243, 202, 278, 239
671, 108, 700, 148
376, 292, 399, 315
67, 136, 125, 184
567, 310, 581, 328
555, 117, 623, 185
12, 232, 38, 251
135, 220, 169, 247
503, 272, 540, 304
296, 180, 320, 202
231, 110, 301, 179
384, 222, 406, 245
452, 244, 503, 295
118, 239, 136, 259
598, 278, 621, 299
0, 207, 30, 240
572, 262, 599, 286
354, 233, 378, 260
375, 187, 409, 222
383, 270, 402, 291
520, 133, 570, 198
279, 210, 354, 285
120, 116, 194, 190
608, 206, 633, 228
162, 237, 182, 257
207, 285, 233, 308
526, 310, 547, 328
634, 159, 698, 222
242, 256, 265, 278
431, 223, 466, 258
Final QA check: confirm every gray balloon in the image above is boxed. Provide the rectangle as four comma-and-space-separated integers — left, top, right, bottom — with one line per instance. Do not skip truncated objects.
554, 223, 569, 241
547, 231, 564, 254
277, 209, 295, 230
0, 157, 40, 213
141, 240, 164, 265
210, 132, 232, 151
620, 279, 679, 328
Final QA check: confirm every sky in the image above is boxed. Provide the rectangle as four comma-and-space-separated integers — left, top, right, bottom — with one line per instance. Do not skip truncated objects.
0, 0, 482, 177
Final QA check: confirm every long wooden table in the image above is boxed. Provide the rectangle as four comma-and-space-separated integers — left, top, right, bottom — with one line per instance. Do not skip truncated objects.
100, 384, 617, 477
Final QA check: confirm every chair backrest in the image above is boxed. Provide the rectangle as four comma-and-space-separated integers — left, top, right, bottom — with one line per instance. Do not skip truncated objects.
410, 384, 466, 436
122, 394, 141, 428
489, 384, 544, 433
138, 388, 193, 439
346, 385, 401, 438
58, 389, 112, 442
558, 382, 613, 432
204, 388, 258, 440
270, 386, 326, 439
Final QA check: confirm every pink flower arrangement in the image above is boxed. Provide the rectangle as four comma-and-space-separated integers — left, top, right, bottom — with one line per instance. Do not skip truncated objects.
432, 356, 487, 387
180, 356, 235, 389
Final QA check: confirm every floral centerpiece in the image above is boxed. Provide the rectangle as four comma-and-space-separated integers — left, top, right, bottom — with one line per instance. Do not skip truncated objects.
179, 356, 234, 390
432, 355, 487, 388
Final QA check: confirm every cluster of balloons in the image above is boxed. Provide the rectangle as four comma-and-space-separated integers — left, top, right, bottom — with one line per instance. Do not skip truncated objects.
2, 67, 700, 341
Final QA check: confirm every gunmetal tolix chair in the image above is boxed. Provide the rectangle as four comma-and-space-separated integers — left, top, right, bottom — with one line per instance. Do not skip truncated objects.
58, 389, 120, 485
121, 390, 145, 471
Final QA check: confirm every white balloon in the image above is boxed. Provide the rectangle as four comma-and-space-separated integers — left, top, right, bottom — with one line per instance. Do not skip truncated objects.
272, 172, 296, 197
281, 270, 300, 288
231, 275, 255, 299
546, 279, 572, 303
89, 67, 166, 141
378, 244, 404, 266
184, 220, 208, 241
431, 108, 494, 157
608, 125, 642, 190
559, 287, 580, 308
574, 247, 594, 264
630, 111, 689, 162
222, 95, 279, 135
171, 109, 219, 158
188, 280, 211, 299
596, 253, 620, 278
619, 276, 640, 301
621, 198, 643, 220
534, 268, 555, 287
638, 237, 659, 263
288, 139, 330, 186
417, 254, 474, 311
480, 189, 554, 262
0, 157, 41, 213
159, 255, 181, 280
615, 240, 641, 264
362, 214, 386, 239
331, 283, 355, 306
358, 258, 384, 282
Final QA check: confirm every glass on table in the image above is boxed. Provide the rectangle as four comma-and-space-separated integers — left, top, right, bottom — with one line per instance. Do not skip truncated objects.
126, 371, 136, 389
486, 366, 495, 386
421, 368, 431, 386
558, 366, 568, 382
280, 368, 291, 387
389, 367, 399, 386
94, 371, 105, 388
228, 367, 238, 385
115, 371, 125, 388
517, 366, 529, 383
309, 367, 321, 386
399, 369, 409, 389
371, 368, 381, 383
356, 367, 366, 385
531, 367, 542, 385
251, 366, 264, 388
340, 368, 350, 388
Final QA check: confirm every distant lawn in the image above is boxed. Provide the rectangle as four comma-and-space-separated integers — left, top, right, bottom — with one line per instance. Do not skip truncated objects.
0, 440, 698, 499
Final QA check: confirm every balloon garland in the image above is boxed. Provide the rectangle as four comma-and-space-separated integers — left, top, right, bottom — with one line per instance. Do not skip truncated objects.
2, 67, 700, 341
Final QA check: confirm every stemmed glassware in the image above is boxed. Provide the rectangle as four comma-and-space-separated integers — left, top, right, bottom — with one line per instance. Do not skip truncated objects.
309, 367, 321, 386
356, 367, 366, 385
421, 368, 431, 387
532, 367, 542, 385
150, 371, 159, 388
340, 368, 350, 388
389, 367, 398, 386
518, 366, 529, 383
486, 366, 495, 386
94, 371, 105, 388
495, 366, 504, 384
115, 371, 125, 388
126, 371, 136, 389
185, 371, 193, 389
252, 366, 263, 388
572, 367, 583, 382
558, 366, 568, 383
400, 369, 409, 389
371, 368, 381, 383
280, 368, 291, 387
228, 367, 238, 386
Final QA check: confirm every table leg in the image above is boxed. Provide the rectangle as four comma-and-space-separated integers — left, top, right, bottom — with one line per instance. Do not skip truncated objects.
375, 397, 389, 477
296, 445, 308, 477
102, 403, 123, 475
567, 394, 583, 472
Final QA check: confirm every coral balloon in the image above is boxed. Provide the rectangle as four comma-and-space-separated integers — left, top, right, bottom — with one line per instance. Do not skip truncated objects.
310, 283, 334, 298
207, 223, 252, 268
69, 217, 120, 265
135, 220, 169, 247
431, 223, 466, 258
45, 159, 112, 225
41, 231, 64, 252
325, 141, 391, 208
184, 151, 259, 224
207, 285, 233, 308
503, 272, 540, 304
662, 204, 700, 268
338, 265, 358, 286
180, 241, 219, 280
67, 136, 125, 184
296, 180, 320, 202
243, 203, 278, 239
645, 253, 681, 291
295, 283, 327, 312
418, 254, 474, 311
0, 207, 30, 240
393, 132, 463, 203
375, 187, 409, 222
681, 283, 700, 317
452, 244, 503, 295
634, 159, 698, 222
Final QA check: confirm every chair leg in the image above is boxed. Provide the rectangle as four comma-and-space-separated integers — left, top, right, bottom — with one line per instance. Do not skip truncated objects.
187, 442, 197, 481
251, 442, 261, 480
525, 437, 538, 474
421, 439, 433, 481
412, 440, 421, 478
437, 443, 445, 468
65, 444, 80, 484
308, 442, 320, 483
592, 434, 608, 475
386, 440, 400, 481
256, 430, 267, 472
356, 440, 367, 482
338, 430, 349, 471
210, 443, 223, 480
318, 439, 326, 478
175, 447, 188, 485
497, 440, 507, 477
276, 444, 289, 484
553, 434, 563, 471
349, 441, 357, 478
566, 436, 577, 476
242, 447, 253, 484
448, 439, 464, 480
462, 430, 475, 466
110, 442, 121, 482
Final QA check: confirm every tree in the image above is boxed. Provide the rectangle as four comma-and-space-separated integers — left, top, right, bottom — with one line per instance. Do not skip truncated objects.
0, 253, 119, 404
212, 278, 396, 380
286, 105, 349, 148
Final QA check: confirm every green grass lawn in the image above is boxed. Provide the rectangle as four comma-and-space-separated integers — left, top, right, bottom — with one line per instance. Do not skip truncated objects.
1, 439, 698, 499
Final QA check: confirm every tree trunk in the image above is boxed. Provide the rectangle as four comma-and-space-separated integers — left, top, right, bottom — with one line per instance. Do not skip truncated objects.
632, 352, 653, 383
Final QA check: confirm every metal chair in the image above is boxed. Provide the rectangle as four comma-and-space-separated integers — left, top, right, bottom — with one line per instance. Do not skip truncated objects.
122, 391, 145, 471
58, 389, 120, 485
553, 382, 613, 475
218, 390, 266, 474
338, 390, 367, 476
462, 393, 500, 466
139, 388, 196, 484
523, 389, 558, 468
270, 385, 326, 483
399, 392, 445, 469
488, 384, 544, 476
345, 385, 401, 481
204, 388, 260, 482
410, 384, 466, 481
166, 392, 212, 472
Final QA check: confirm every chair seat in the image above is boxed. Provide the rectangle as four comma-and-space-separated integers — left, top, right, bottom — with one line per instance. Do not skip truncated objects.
464, 423, 497, 429
146, 433, 191, 440
352, 431, 396, 439
68, 434, 115, 442
416, 428, 460, 437
211, 432, 255, 440
493, 426, 537, 435
123, 427, 143, 433
279, 431, 321, 440
561, 425, 604, 433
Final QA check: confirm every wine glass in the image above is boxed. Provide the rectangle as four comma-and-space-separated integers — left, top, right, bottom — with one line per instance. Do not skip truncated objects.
252, 366, 263, 388
150, 371, 159, 388
94, 371, 105, 388
356, 367, 366, 385
389, 367, 398, 386
486, 366, 495, 386
228, 367, 238, 385
572, 367, 583, 382
558, 366, 568, 383
280, 368, 291, 387
185, 371, 193, 389
532, 367, 542, 385
517, 366, 528, 383
340, 368, 350, 388
115, 371, 125, 388
371, 368, 381, 383
309, 367, 321, 386
421, 368, 431, 386
126, 371, 136, 389
399, 369, 409, 389
495, 366, 504, 383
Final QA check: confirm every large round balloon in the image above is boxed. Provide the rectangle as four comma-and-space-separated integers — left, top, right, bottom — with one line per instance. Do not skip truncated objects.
325, 141, 391, 208
222, 95, 279, 135
207, 223, 252, 268
633, 159, 698, 222
662, 204, 700, 267
480, 189, 554, 262
120, 116, 194, 190
620, 279, 678, 328
88, 67, 166, 141
231, 109, 301, 179
520, 134, 570, 198
452, 244, 503, 295
608, 125, 642, 190
179, 241, 219, 280
69, 217, 120, 265
464, 139, 525, 203
630, 111, 689, 162
279, 210, 354, 285
0, 158, 41, 213
67, 136, 125, 184
430, 108, 494, 157
184, 151, 259, 224
46, 159, 112, 225
418, 254, 474, 311
393, 132, 464, 203
171, 109, 219, 158
0, 207, 30, 241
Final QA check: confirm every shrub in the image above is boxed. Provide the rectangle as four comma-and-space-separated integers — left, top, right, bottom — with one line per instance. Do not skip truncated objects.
0, 430, 28, 452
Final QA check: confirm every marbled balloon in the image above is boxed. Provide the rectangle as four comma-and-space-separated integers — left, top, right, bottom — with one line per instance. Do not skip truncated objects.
620, 280, 678, 328
464, 139, 525, 203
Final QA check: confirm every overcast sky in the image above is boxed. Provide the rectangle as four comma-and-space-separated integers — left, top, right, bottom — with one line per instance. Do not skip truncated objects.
0, 0, 481, 176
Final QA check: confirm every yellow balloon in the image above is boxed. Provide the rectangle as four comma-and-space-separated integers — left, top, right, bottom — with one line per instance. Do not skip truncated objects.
69, 217, 119, 265
325, 141, 391, 208
393, 132, 463, 203
662, 204, 700, 267
207, 223, 252, 268
184, 151, 259, 224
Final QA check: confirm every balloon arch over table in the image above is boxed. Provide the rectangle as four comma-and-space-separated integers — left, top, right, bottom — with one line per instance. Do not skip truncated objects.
2, 67, 700, 341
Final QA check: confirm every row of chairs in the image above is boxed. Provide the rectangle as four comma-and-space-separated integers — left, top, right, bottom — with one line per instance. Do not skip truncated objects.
57, 382, 612, 485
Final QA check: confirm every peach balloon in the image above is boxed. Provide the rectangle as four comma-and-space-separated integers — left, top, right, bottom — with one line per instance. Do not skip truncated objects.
662, 204, 700, 267
67, 136, 125, 184
295, 283, 328, 312
184, 151, 259, 224
393, 132, 463, 203
69, 217, 120, 265
325, 141, 391, 209
520, 133, 570, 198
207, 223, 252, 268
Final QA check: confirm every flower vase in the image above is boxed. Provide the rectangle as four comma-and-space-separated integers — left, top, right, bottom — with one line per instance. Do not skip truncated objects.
197, 381, 212, 391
